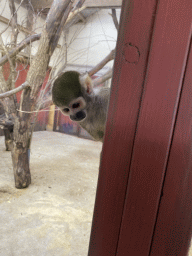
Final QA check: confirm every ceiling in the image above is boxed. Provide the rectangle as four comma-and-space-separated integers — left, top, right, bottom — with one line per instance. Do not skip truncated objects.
28, 0, 122, 9
14, 0, 122, 25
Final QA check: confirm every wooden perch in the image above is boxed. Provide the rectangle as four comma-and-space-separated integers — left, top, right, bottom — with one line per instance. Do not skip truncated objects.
111, 9, 119, 30
93, 70, 113, 86
0, 82, 29, 99
0, 34, 41, 67
88, 48, 116, 76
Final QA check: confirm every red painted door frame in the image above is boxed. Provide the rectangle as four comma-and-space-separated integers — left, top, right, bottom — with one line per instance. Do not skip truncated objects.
88, 0, 192, 256
150, 38, 192, 256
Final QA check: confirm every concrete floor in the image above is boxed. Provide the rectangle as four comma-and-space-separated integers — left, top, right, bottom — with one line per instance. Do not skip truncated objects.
0, 131, 192, 256
0, 131, 102, 256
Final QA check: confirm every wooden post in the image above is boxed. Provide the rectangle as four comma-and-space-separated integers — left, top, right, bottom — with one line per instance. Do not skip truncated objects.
88, 0, 192, 255
47, 105, 55, 131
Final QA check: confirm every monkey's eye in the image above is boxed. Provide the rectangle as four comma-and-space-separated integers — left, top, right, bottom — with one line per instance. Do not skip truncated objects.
72, 102, 80, 109
63, 107, 70, 113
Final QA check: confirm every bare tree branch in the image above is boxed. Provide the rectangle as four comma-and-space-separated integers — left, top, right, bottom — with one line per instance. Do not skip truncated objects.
0, 65, 7, 93
0, 35, 16, 91
8, 0, 19, 46
51, 5, 72, 54
111, 9, 119, 31
88, 48, 116, 76
93, 70, 113, 87
18, 0, 73, 110
0, 34, 41, 67
36, 5, 87, 111
46, 0, 74, 55
0, 1, 85, 102
0, 3, 86, 68
72, 0, 86, 11
8, 0, 19, 109
64, 5, 86, 29
38, 96, 53, 110
25, 3, 34, 56
0, 82, 29, 99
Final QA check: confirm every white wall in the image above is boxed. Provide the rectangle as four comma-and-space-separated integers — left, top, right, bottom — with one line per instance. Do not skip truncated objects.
0, 0, 28, 45
62, 9, 121, 75
0, 0, 45, 54
67, 9, 120, 67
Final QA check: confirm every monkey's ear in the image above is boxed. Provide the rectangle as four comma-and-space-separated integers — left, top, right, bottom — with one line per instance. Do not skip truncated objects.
80, 73, 93, 94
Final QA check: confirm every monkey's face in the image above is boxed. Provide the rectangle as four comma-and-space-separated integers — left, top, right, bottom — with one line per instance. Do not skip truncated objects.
52, 70, 93, 123
60, 96, 87, 122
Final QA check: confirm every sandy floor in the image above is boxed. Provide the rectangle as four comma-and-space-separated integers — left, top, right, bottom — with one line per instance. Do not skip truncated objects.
0, 131, 191, 255
0, 131, 102, 256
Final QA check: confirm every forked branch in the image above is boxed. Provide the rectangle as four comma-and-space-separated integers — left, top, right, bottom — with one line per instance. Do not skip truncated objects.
93, 70, 113, 86
0, 34, 41, 67
0, 82, 29, 99
88, 48, 116, 77
111, 9, 119, 31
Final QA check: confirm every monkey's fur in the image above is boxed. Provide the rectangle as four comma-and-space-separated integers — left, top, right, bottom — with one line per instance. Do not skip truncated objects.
52, 71, 110, 142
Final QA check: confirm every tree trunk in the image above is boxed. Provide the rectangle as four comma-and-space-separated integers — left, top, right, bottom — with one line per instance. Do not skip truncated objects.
3, 128, 13, 151
11, 115, 31, 189
11, 142, 31, 189
0, 0, 73, 189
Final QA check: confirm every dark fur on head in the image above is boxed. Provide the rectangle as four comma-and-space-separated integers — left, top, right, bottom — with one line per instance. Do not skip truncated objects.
52, 71, 82, 107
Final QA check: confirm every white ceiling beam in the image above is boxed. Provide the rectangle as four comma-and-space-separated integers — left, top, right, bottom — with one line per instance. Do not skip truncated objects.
30, 0, 122, 9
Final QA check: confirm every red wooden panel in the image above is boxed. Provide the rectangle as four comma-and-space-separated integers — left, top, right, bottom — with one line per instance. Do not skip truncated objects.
15, 63, 29, 102
3, 62, 29, 102
2, 62, 49, 130
149, 39, 192, 256
116, 0, 192, 255
88, 0, 158, 255
34, 69, 50, 130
